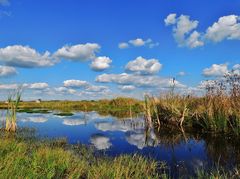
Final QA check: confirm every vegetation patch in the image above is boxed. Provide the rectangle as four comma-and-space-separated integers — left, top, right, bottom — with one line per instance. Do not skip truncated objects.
54, 112, 74, 116
17, 109, 51, 114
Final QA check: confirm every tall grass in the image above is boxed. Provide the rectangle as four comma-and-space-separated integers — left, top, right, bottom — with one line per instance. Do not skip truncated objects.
5, 88, 22, 132
145, 69, 240, 135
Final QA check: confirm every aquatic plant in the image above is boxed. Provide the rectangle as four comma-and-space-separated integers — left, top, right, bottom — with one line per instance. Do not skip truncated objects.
145, 69, 240, 135
5, 88, 22, 132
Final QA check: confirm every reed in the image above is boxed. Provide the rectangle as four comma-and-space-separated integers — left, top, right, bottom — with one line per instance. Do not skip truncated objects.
145, 69, 240, 135
5, 88, 22, 132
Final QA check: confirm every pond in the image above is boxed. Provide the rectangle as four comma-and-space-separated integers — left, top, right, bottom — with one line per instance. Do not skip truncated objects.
1, 110, 239, 177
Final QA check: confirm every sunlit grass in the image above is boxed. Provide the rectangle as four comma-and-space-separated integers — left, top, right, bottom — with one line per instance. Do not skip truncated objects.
144, 70, 240, 135
0, 136, 161, 179
5, 88, 22, 132
0, 97, 143, 118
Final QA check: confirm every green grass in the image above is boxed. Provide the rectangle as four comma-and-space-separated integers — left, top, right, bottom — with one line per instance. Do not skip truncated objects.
17, 109, 51, 114
54, 112, 74, 116
0, 136, 161, 179
0, 97, 143, 118
0, 132, 239, 179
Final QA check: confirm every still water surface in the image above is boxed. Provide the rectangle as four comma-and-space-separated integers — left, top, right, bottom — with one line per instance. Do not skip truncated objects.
1, 110, 239, 175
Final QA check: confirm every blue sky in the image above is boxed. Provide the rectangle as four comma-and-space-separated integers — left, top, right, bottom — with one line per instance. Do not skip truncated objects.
0, 0, 240, 100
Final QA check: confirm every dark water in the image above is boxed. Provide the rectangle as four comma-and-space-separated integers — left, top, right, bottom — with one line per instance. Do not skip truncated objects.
1, 110, 239, 176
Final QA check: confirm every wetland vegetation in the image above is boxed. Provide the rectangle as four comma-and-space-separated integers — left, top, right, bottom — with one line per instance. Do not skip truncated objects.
0, 71, 240, 178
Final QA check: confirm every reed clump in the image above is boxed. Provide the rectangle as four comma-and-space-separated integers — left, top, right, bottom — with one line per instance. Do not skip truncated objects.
5, 89, 22, 132
145, 70, 240, 135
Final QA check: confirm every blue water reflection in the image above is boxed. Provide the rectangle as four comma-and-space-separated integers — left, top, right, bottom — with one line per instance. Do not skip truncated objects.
1, 110, 237, 172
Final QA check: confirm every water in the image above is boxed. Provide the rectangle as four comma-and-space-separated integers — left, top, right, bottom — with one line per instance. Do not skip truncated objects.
1, 110, 239, 176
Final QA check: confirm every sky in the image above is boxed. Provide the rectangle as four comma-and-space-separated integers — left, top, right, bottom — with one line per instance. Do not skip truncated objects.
0, 0, 240, 100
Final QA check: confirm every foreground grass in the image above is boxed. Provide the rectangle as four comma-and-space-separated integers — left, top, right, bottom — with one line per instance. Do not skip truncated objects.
0, 137, 160, 179
0, 130, 239, 179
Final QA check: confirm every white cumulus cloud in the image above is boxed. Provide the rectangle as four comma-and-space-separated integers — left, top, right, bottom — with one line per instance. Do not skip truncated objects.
118, 42, 129, 49
0, 45, 55, 68
54, 43, 100, 61
164, 13, 177, 25
118, 85, 136, 91
0, 82, 49, 90
125, 56, 162, 75
63, 80, 89, 88
119, 38, 159, 49
24, 83, 49, 89
90, 56, 112, 71
96, 73, 186, 88
165, 14, 204, 48
0, 65, 17, 77
90, 134, 112, 150
129, 38, 146, 46
206, 15, 240, 42
202, 64, 228, 77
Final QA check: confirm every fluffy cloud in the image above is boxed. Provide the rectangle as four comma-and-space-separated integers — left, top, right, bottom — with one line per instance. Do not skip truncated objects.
165, 14, 204, 48
63, 79, 109, 92
186, 31, 204, 48
164, 13, 177, 25
0, 84, 18, 90
62, 119, 86, 126
118, 42, 129, 49
118, 85, 136, 91
119, 38, 159, 49
0, 65, 17, 77
0, 82, 49, 90
21, 117, 48, 123
96, 73, 185, 88
54, 87, 77, 94
206, 15, 240, 42
54, 43, 100, 61
90, 134, 112, 150
129, 38, 147, 46
125, 56, 162, 75
233, 64, 240, 74
233, 64, 240, 70
63, 80, 89, 88
0, 45, 55, 68
95, 119, 144, 132
202, 64, 228, 77
126, 130, 157, 149
85, 85, 109, 92
24, 83, 49, 89
90, 56, 112, 71
165, 14, 240, 47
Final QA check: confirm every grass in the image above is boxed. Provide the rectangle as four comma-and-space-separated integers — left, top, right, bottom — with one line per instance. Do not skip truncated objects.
0, 97, 143, 118
5, 88, 22, 132
144, 70, 240, 136
54, 112, 74, 116
0, 130, 239, 179
17, 109, 51, 114
0, 134, 161, 179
